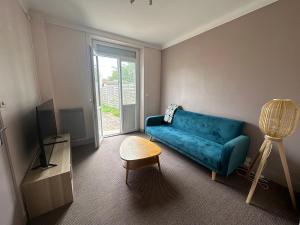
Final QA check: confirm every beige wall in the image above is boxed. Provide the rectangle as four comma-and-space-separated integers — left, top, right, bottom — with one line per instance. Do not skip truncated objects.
140, 47, 162, 130
144, 48, 162, 117
161, 0, 300, 190
30, 11, 54, 102
31, 13, 95, 143
45, 23, 95, 141
0, 0, 41, 223
30, 12, 162, 139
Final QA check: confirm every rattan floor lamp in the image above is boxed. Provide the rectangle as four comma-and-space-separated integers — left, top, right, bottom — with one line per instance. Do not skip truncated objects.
246, 99, 299, 209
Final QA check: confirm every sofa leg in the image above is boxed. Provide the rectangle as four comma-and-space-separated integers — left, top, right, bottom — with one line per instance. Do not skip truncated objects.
149, 136, 153, 141
212, 171, 216, 181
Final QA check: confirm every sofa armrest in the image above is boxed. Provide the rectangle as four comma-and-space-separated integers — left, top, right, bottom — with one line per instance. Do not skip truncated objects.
145, 115, 165, 127
221, 135, 250, 176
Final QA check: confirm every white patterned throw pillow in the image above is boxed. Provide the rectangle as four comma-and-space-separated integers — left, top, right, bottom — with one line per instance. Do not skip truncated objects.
164, 104, 179, 123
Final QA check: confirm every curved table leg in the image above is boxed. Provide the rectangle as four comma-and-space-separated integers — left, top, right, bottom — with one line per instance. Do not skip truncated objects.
157, 156, 161, 173
126, 161, 129, 184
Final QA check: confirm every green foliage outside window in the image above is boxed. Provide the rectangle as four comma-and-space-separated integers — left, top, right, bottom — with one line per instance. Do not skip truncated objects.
107, 63, 135, 83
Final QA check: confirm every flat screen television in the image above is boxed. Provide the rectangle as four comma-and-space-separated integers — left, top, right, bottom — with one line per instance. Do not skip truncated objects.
36, 99, 58, 168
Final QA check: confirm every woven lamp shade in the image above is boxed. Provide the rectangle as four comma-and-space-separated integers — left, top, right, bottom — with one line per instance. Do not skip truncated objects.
259, 99, 300, 138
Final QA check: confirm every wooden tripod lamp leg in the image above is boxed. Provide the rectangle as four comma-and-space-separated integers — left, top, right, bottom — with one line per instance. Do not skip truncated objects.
246, 141, 272, 204
212, 171, 216, 181
277, 141, 297, 209
247, 139, 267, 177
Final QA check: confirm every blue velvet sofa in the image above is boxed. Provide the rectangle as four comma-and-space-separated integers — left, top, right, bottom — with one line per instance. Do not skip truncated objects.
145, 109, 250, 179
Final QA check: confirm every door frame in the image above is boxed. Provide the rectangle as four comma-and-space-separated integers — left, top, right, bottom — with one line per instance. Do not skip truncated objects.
0, 112, 25, 224
89, 47, 103, 148
89, 39, 140, 137
95, 56, 104, 138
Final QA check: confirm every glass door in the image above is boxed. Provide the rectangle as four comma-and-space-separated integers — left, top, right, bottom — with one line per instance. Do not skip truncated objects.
90, 47, 103, 148
120, 59, 138, 133
98, 56, 121, 136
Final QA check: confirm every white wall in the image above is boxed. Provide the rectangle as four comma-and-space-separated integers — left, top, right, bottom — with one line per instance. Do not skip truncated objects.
0, 0, 41, 224
30, 11, 162, 141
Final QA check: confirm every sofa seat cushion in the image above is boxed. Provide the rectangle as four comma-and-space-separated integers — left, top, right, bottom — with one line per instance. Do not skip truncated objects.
146, 126, 223, 170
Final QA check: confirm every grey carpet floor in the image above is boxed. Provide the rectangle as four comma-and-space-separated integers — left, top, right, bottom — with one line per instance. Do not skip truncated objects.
30, 132, 299, 225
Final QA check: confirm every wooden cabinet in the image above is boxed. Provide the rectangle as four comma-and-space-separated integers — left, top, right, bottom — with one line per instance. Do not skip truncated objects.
22, 134, 73, 218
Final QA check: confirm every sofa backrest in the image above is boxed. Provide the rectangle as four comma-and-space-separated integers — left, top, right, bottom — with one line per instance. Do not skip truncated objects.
171, 109, 244, 145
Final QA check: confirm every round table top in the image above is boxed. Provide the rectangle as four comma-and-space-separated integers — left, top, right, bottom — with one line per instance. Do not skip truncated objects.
120, 136, 161, 161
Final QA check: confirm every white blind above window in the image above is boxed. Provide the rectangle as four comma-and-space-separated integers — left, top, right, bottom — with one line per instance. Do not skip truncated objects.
92, 41, 136, 59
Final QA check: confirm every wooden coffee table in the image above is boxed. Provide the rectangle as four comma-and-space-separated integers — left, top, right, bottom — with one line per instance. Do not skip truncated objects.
120, 136, 161, 184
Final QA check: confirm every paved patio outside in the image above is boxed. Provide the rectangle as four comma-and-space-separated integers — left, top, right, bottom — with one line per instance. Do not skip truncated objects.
102, 112, 120, 136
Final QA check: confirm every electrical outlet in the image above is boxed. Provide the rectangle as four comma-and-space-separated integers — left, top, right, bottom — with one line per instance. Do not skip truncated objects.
0, 101, 6, 108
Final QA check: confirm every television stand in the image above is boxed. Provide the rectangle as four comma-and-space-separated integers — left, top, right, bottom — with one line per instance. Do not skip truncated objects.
21, 134, 73, 219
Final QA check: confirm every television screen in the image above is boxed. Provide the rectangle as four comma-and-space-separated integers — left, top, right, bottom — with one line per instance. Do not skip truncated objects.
36, 99, 57, 167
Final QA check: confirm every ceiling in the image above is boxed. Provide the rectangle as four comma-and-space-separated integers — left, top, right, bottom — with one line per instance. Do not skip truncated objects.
23, 0, 277, 48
